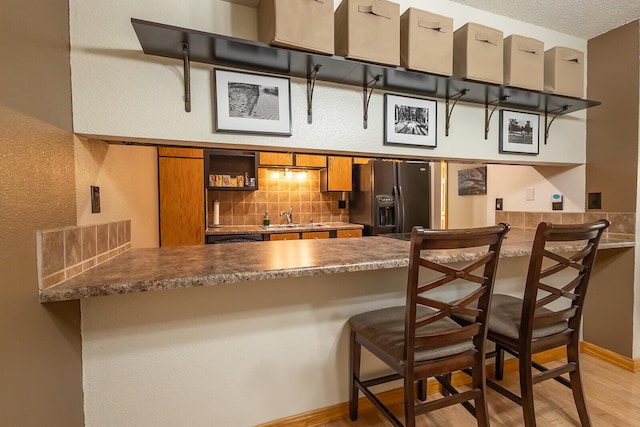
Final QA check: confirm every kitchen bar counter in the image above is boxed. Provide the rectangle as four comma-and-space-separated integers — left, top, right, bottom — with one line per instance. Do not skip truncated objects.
39, 229, 634, 303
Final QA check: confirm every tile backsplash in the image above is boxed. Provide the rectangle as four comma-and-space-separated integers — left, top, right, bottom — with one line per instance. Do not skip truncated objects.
495, 211, 634, 239
37, 220, 131, 289
207, 168, 349, 227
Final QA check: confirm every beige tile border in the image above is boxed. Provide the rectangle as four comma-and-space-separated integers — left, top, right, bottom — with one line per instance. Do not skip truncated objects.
495, 211, 633, 237
37, 220, 131, 290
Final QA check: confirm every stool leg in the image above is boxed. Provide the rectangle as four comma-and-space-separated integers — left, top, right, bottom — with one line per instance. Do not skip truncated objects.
349, 330, 361, 421
473, 364, 490, 427
441, 373, 451, 397
519, 352, 537, 427
417, 379, 427, 401
567, 342, 592, 426
494, 344, 505, 380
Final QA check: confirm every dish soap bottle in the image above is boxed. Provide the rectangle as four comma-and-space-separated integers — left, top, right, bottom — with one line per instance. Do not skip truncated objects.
263, 212, 270, 227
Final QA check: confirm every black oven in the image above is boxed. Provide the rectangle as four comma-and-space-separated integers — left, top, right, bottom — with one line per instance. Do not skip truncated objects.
206, 234, 264, 244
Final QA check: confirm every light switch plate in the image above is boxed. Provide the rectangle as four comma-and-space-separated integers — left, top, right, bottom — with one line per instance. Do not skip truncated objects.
526, 187, 535, 201
91, 186, 101, 213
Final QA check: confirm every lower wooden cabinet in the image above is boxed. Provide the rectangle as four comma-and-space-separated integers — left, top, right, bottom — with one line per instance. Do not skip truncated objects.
158, 148, 204, 247
302, 231, 330, 239
336, 229, 363, 238
269, 232, 300, 241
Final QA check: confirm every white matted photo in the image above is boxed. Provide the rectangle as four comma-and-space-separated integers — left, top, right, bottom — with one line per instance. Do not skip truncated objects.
499, 110, 539, 155
214, 69, 291, 136
384, 94, 437, 148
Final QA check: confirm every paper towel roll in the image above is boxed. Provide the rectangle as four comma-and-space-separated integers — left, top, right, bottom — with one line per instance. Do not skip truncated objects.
213, 200, 220, 225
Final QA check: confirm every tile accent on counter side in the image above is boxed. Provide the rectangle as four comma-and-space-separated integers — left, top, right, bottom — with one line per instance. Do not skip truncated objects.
524, 212, 543, 229
608, 213, 635, 235
208, 168, 349, 227
495, 211, 509, 224
37, 220, 131, 290
508, 212, 525, 228
542, 212, 563, 224
561, 212, 584, 224
585, 212, 608, 223
497, 211, 634, 238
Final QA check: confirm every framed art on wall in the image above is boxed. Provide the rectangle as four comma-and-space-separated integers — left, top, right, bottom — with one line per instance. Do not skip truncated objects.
499, 110, 540, 154
384, 94, 437, 148
213, 69, 291, 136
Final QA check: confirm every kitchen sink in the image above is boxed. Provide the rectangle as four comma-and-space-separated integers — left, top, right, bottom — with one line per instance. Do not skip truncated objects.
261, 223, 326, 230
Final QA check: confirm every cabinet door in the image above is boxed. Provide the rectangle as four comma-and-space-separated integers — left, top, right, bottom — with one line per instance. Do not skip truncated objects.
301, 231, 330, 239
295, 154, 326, 168
336, 229, 362, 238
322, 156, 352, 192
269, 232, 300, 241
159, 156, 204, 246
353, 157, 372, 165
259, 152, 293, 166
158, 147, 203, 159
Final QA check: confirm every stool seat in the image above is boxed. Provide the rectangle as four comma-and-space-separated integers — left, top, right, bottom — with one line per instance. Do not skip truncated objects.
349, 306, 474, 365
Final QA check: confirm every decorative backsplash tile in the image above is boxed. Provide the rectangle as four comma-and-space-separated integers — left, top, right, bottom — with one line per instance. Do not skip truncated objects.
207, 168, 349, 227
37, 220, 131, 290
495, 211, 634, 239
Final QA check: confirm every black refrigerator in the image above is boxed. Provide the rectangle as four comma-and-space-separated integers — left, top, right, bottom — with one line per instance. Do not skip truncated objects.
350, 160, 431, 235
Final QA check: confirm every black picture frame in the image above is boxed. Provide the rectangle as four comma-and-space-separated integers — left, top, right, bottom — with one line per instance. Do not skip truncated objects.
384, 94, 437, 148
213, 69, 291, 136
499, 110, 540, 155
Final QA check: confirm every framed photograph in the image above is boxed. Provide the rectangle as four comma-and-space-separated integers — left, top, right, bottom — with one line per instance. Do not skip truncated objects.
213, 69, 291, 136
384, 94, 437, 148
499, 110, 539, 155
458, 166, 487, 196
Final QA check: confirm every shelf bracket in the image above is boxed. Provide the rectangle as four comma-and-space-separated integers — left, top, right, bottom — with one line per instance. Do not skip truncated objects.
544, 105, 570, 144
182, 42, 191, 113
306, 65, 321, 124
485, 95, 509, 140
445, 89, 469, 137
363, 75, 381, 129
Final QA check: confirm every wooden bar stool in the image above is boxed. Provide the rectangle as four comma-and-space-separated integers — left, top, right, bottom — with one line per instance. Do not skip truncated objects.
348, 224, 510, 427
485, 220, 610, 427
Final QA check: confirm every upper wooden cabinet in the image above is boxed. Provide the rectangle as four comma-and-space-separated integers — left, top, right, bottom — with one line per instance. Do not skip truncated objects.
259, 152, 293, 166
158, 147, 203, 159
321, 156, 352, 192
259, 152, 327, 168
353, 157, 372, 165
295, 154, 326, 168
158, 148, 205, 247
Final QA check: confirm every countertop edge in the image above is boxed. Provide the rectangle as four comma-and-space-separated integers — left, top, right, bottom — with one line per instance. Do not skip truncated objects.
38, 236, 635, 303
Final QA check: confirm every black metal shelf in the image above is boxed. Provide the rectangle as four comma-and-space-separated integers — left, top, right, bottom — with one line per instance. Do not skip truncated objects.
131, 18, 600, 140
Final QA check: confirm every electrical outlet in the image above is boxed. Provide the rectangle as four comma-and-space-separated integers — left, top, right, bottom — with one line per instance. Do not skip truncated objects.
338, 200, 346, 209
495, 198, 503, 211
91, 186, 101, 213
588, 192, 602, 210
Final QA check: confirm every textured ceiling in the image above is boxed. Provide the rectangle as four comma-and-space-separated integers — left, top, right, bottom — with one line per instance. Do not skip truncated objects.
224, 0, 640, 39
448, 0, 640, 39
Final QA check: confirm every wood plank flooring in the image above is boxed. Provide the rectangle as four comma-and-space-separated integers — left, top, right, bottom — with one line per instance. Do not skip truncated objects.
319, 354, 640, 426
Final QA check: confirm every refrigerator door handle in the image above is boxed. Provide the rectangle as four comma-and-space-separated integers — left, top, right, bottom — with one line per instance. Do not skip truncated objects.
398, 185, 406, 233
394, 184, 404, 233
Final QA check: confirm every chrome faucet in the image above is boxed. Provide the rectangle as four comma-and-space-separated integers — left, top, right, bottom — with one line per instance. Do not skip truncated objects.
280, 208, 293, 224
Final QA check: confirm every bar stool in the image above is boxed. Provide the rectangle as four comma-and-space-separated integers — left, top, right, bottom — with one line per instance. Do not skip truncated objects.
348, 224, 510, 427
485, 220, 610, 427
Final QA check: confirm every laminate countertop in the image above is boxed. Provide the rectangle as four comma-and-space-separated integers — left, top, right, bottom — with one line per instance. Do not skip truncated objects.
39, 229, 634, 303
205, 222, 363, 235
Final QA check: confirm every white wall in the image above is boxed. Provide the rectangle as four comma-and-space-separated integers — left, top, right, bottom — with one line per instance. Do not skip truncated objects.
447, 163, 585, 227
69, 0, 588, 165
75, 138, 159, 248
81, 257, 553, 426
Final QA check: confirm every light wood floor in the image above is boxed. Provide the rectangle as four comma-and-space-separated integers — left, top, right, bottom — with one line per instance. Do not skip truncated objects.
319, 354, 640, 426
